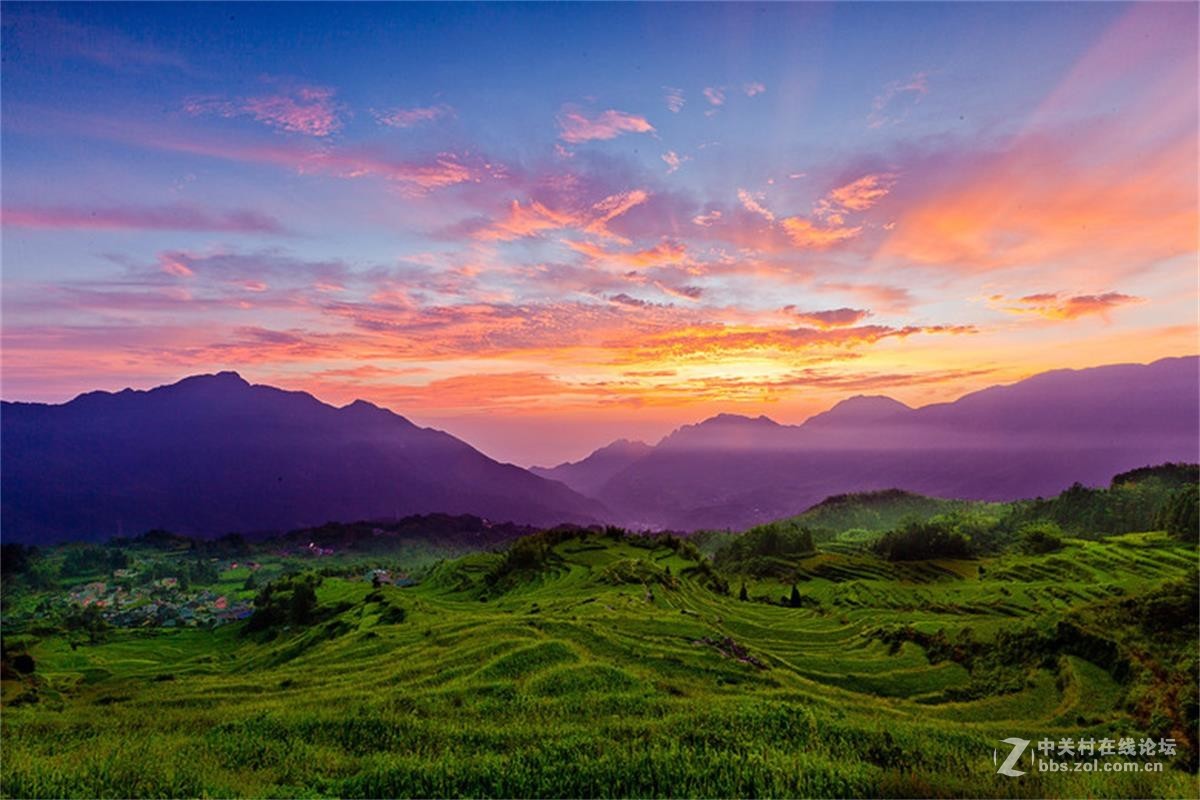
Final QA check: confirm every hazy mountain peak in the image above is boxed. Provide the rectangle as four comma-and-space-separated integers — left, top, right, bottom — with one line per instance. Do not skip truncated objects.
804, 395, 911, 426
173, 370, 251, 389
530, 438, 654, 497
592, 438, 652, 455
700, 412, 781, 427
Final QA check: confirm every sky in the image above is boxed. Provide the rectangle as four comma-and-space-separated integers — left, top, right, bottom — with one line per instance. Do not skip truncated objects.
1, 2, 1197, 467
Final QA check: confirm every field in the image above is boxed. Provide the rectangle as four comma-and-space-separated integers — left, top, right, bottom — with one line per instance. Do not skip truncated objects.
2, 521, 1197, 798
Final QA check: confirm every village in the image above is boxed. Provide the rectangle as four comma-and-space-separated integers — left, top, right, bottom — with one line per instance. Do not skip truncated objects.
35, 554, 418, 630
59, 570, 256, 628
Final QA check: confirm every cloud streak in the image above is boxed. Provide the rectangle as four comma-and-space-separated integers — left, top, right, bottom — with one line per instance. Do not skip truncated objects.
185, 85, 344, 137
2, 205, 286, 234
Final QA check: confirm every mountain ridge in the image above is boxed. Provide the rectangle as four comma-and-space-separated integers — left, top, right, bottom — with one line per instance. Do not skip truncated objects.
1, 372, 608, 543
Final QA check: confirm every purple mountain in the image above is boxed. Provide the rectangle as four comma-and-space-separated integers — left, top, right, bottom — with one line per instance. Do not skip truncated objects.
531, 438, 653, 496
1, 372, 607, 543
590, 356, 1200, 530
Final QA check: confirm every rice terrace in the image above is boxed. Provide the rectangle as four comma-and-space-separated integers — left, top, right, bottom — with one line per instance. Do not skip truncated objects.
1, 2, 1198, 799
3, 470, 1198, 797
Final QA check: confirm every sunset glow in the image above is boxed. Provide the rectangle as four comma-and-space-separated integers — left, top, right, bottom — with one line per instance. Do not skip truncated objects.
2, 2, 1197, 465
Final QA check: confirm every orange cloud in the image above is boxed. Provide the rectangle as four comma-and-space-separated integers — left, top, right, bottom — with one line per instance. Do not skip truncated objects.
606, 322, 974, 363
780, 216, 862, 249
994, 291, 1143, 321
565, 238, 690, 271
880, 7, 1197, 277
474, 200, 580, 241
827, 173, 896, 212
475, 190, 648, 243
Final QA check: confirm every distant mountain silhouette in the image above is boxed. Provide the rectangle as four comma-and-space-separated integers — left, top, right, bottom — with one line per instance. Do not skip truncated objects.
531, 438, 652, 496
4, 357, 1197, 540
592, 356, 1200, 530
1, 372, 607, 543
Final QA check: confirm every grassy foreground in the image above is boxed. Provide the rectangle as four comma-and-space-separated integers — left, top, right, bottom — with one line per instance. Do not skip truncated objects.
2, 525, 1197, 798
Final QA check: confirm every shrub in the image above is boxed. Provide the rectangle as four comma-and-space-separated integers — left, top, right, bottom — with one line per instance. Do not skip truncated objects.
713, 524, 816, 575
1018, 521, 1065, 554
873, 520, 975, 561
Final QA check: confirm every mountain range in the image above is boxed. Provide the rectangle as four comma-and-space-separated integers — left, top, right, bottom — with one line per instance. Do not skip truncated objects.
3, 356, 1197, 542
536, 356, 1199, 529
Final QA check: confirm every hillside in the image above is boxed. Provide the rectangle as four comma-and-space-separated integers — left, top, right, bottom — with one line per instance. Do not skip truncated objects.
0, 373, 606, 543
2, 526, 1196, 797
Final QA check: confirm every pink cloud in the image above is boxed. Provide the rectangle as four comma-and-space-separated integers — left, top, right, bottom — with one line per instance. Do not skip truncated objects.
557, 106, 656, 143
565, 238, 690, 271
374, 104, 453, 128
585, 190, 650, 241
868, 72, 929, 128
743, 82, 766, 97
703, 87, 726, 106
474, 200, 581, 241
1, 205, 285, 234
816, 283, 914, 313
664, 87, 685, 113
785, 307, 872, 329
185, 85, 343, 137
473, 189, 649, 243
737, 189, 775, 222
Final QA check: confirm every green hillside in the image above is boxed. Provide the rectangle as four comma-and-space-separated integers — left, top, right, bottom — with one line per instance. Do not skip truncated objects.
2, 521, 1197, 798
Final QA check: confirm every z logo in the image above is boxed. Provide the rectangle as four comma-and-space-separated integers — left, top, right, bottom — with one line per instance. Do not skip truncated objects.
994, 737, 1031, 777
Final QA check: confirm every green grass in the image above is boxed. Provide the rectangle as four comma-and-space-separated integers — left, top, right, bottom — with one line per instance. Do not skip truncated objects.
2, 531, 1197, 798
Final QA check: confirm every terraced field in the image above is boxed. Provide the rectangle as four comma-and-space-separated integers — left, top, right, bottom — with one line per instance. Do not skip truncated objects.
2, 531, 1197, 798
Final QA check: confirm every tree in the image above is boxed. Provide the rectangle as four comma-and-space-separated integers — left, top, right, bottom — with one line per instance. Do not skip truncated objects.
1160, 484, 1199, 541
789, 584, 802, 608
245, 573, 323, 633
290, 580, 318, 625
63, 604, 108, 644
739, 582, 749, 602
1, 543, 32, 576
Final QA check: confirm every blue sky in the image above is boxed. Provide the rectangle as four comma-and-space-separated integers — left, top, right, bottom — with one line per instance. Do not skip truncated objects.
2, 1, 1195, 464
